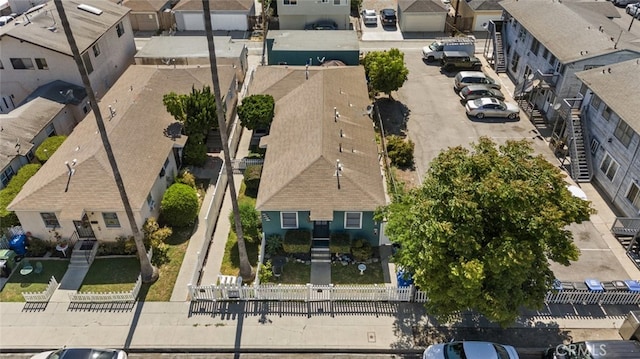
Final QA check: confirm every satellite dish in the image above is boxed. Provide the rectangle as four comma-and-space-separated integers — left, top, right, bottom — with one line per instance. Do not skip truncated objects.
481, 22, 488, 30
365, 104, 374, 115
527, 74, 534, 81
553, 103, 562, 110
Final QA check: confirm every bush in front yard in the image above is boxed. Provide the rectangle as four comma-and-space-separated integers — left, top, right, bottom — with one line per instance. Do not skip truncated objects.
228, 199, 261, 242
265, 234, 283, 256
27, 237, 55, 257
283, 229, 312, 254
35, 135, 67, 162
386, 135, 415, 169
244, 165, 262, 191
351, 238, 373, 261
161, 183, 199, 227
330, 232, 351, 254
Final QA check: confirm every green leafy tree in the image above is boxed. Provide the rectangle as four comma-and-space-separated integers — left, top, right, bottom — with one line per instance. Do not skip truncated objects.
238, 94, 275, 131
35, 136, 67, 162
163, 86, 218, 166
228, 199, 261, 241
351, 0, 362, 13
362, 48, 409, 98
160, 183, 199, 227
0, 163, 42, 228
386, 135, 415, 168
379, 137, 593, 326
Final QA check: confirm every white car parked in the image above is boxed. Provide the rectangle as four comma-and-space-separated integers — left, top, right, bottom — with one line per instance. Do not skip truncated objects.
361, 9, 377, 26
626, 3, 640, 16
423, 341, 519, 359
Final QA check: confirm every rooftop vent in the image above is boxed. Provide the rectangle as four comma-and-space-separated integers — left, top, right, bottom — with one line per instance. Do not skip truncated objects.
77, 4, 103, 15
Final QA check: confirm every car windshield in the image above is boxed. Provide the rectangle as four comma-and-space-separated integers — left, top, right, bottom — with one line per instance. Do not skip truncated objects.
443, 342, 467, 359
429, 42, 439, 51
493, 344, 511, 359
48, 348, 119, 359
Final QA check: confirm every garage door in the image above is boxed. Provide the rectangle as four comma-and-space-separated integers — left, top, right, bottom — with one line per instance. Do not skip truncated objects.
401, 13, 445, 32
182, 12, 248, 31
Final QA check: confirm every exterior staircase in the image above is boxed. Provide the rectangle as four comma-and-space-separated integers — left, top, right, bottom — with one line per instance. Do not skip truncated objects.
566, 108, 592, 182
69, 239, 98, 269
517, 98, 545, 127
311, 238, 330, 263
493, 32, 506, 73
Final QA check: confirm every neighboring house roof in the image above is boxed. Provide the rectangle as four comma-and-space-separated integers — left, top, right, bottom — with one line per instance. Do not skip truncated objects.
500, 0, 635, 63
118, 0, 172, 12
7, 66, 236, 219
268, 30, 359, 52
1, 0, 129, 56
398, 0, 448, 13
251, 66, 386, 220
173, 0, 254, 11
565, 1, 621, 19
468, 0, 502, 11
135, 36, 245, 59
576, 59, 640, 134
0, 98, 64, 170
18, 80, 87, 107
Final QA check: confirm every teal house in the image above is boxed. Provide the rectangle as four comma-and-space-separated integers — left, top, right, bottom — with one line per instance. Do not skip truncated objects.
266, 30, 360, 66
249, 66, 386, 247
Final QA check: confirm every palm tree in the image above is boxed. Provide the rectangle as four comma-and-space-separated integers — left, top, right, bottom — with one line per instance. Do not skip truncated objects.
54, 1, 158, 283
202, 0, 253, 280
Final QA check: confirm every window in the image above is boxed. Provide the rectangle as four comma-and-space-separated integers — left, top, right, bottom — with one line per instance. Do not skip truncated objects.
602, 105, 612, 121
600, 153, 619, 181
45, 123, 55, 136
1, 166, 15, 187
283, 0, 297, 4
41, 212, 60, 228
548, 54, 557, 67
26, 150, 34, 162
590, 138, 600, 155
542, 47, 549, 60
344, 212, 362, 229
281, 212, 298, 229
530, 38, 540, 55
10, 58, 34, 70
35, 58, 48, 70
147, 193, 155, 209
511, 51, 520, 73
555, 62, 565, 75
590, 95, 601, 111
82, 52, 93, 75
92, 44, 100, 57
116, 22, 125, 37
102, 212, 120, 227
518, 27, 526, 42
614, 119, 635, 148
627, 183, 640, 211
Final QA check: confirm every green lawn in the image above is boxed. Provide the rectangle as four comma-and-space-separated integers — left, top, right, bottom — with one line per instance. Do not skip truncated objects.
0, 260, 69, 302
79, 257, 140, 293
331, 261, 385, 285
270, 261, 310, 284
142, 226, 191, 301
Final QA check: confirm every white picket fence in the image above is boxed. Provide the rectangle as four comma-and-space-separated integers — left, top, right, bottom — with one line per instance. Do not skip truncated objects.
545, 289, 640, 305
68, 275, 142, 303
22, 276, 58, 302
188, 283, 417, 302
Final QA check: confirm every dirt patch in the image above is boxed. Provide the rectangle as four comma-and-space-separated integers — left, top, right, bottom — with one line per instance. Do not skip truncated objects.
392, 167, 420, 192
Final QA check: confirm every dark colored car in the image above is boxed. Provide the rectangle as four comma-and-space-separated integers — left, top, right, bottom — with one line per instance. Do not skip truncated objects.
304, 20, 338, 30
380, 8, 397, 26
441, 51, 482, 72
459, 85, 506, 101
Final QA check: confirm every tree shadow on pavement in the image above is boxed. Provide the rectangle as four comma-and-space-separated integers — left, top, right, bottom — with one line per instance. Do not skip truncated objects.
374, 97, 410, 137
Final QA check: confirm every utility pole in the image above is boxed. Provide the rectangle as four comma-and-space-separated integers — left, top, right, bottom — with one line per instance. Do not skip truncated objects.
260, 0, 271, 66
54, 0, 158, 282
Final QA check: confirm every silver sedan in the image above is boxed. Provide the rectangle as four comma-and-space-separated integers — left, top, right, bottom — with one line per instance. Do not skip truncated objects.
465, 97, 520, 120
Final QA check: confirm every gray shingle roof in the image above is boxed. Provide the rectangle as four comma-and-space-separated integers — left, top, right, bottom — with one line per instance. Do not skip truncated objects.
18, 80, 87, 107
500, 0, 632, 63
1, 0, 130, 56
251, 66, 386, 220
8, 65, 236, 219
468, 0, 502, 11
576, 59, 640, 134
0, 98, 64, 170
399, 0, 448, 13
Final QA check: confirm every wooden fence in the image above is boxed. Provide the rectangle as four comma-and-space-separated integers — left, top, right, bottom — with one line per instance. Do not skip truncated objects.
68, 275, 142, 303
188, 283, 640, 305
22, 276, 58, 303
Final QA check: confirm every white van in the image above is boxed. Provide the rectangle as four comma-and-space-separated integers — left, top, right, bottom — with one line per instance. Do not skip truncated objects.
422, 36, 476, 62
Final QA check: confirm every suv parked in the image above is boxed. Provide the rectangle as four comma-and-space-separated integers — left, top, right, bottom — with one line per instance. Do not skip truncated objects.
441, 51, 482, 72
380, 9, 397, 26
454, 71, 501, 92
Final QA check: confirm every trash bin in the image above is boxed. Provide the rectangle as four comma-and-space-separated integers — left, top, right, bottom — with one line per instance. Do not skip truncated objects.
619, 311, 640, 340
396, 269, 414, 287
9, 234, 27, 256
0, 249, 17, 271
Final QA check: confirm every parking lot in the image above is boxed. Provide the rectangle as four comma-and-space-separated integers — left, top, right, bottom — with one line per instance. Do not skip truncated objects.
378, 47, 637, 281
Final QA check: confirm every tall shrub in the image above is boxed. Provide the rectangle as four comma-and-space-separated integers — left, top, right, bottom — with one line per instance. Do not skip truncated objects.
0, 163, 42, 228
160, 183, 199, 227
283, 229, 312, 254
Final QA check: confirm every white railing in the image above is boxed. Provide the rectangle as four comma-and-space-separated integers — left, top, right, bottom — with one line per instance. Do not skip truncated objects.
69, 275, 142, 303
545, 289, 640, 305
22, 276, 58, 302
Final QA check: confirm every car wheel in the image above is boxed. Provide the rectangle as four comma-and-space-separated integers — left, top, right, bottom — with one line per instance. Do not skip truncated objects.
508, 113, 517, 120
427, 56, 435, 62
444, 64, 454, 72
476, 112, 485, 119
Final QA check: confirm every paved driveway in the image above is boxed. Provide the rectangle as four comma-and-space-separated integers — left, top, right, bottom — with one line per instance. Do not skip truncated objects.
386, 48, 633, 281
